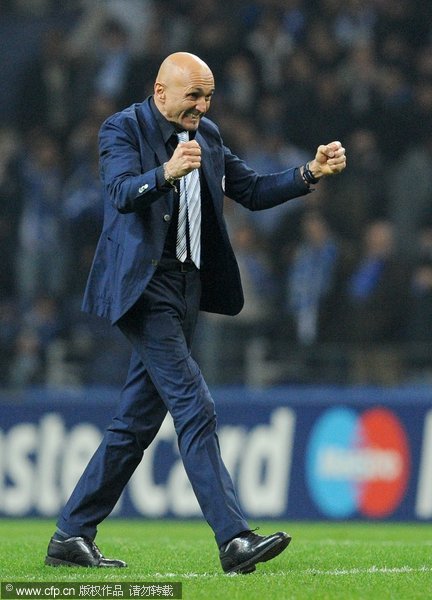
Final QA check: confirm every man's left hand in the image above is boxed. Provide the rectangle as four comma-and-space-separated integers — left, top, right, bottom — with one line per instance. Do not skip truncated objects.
308, 141, 346, 179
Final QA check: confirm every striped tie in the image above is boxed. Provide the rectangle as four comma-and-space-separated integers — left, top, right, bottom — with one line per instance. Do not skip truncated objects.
176, 131, 201, 268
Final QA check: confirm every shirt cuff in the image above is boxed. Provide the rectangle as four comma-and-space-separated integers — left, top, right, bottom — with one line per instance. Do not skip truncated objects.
156, 165, 174, 191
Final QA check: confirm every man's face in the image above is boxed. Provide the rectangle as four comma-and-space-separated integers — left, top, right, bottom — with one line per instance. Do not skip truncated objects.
156, 69, 215, 131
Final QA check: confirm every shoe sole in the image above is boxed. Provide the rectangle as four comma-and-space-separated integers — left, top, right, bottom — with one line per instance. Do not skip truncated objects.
45, 556, 127, 568
45, 556, 96, 567
225, 534, 292, 574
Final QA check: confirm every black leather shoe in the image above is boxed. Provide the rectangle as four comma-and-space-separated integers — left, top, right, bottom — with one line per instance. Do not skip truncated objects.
219, 530, 291, 574
45, 536, 127, 568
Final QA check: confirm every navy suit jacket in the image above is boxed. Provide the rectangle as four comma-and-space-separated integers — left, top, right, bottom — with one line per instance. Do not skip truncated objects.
82, 97, 310, 324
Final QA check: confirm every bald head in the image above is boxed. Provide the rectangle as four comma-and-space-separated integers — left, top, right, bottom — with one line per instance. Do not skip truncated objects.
156, 52, 213, 86
153, 52, 215, 131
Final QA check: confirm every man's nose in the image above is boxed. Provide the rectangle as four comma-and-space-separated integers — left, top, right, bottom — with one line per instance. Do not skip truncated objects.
195, 97, 207, 113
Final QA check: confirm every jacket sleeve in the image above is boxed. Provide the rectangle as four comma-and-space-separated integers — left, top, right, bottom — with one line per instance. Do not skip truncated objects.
99, 118, 167, 214
223, 145, 311, 211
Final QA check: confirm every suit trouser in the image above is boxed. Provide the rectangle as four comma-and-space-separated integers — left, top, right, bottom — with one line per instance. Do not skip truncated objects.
57, 267, 249, 546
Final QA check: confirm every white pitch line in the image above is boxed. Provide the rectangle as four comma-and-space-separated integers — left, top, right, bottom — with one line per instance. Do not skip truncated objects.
304, 565, 432, 576
156, 565, 432, 579
299, 539, 432, 547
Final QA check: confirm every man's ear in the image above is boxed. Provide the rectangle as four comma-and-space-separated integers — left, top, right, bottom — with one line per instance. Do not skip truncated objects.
154, 82, 165, 102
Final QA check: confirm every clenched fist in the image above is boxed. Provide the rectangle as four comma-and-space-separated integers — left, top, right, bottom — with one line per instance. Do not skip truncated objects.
164, 140, 202, 180
307, 141, 346, 179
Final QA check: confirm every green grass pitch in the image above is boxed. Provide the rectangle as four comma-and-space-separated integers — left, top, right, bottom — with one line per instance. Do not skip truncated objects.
1, 519, 432, 599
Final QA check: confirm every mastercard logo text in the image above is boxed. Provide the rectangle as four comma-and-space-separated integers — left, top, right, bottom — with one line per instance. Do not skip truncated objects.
306, 407, 410, 518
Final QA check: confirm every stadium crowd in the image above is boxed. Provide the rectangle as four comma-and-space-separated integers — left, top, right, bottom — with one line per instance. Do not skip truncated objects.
1, 0, 432, 388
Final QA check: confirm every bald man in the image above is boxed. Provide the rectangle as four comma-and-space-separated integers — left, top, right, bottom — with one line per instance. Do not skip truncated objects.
45, 53, 346, 573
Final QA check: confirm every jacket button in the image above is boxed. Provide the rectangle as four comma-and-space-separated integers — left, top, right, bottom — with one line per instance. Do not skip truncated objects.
163, 214, 171, 222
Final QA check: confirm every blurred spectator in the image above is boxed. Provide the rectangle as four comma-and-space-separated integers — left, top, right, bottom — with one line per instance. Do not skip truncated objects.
386, 137, 432, 258
282, 210, 344, 347
406, 262, 432, 344
344, 220, 409, 384
22, 295, 64, 349
337, 42, 380, 128
62, 130, 104, 296
86, 95, 119, 130
415, 223, 432, 264
307, 73, 350, 152
66, 118, 101, 171
304, 20, 343, 72
414, 43, 432, 82
373, 65, 413, 157
0, 299, 20, 386
280, 49, 318, 147
374, 0, 429, 50
405, 224, 432, 344
67, 18, 134, 123
219, 52, 260, 118
9, 294, 66, 388
281, 0, 306, 43
0, 127, 22, 299
193, 19, 238, 82
65, 0, 154, 58
231, 222, 277, 322
325, 128, 385, 242
246, 9, 293, 90
64, 308, 131, 387
18, 28, 73, 140
196, 222, 276, 385
16, 131, 67, 304
332, 0, 377, 48
120, 19, 171, 107
92, 20, 132, 102
408, 80, 432, 148
9, 327, 43, 388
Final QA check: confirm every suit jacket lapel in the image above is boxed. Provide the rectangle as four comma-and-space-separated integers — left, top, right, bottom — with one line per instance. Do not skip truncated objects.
136, 98, 169, 166
196, 130, 223, 213
196, 131, 210, 181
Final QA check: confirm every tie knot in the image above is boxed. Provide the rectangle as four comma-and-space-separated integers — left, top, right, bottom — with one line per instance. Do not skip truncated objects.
177, 131, 189, 143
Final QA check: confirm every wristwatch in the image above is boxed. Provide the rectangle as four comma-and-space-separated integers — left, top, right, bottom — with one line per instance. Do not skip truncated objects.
302, 162, 320, 185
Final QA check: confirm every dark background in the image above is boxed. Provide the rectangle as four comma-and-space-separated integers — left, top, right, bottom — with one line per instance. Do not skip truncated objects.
1, 0, 432, 389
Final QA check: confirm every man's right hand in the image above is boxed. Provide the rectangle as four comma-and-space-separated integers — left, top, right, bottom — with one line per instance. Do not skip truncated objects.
165, 140, 201, 180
